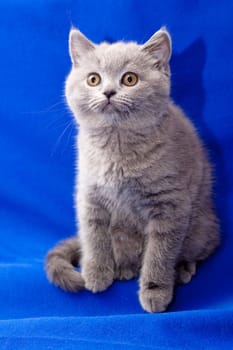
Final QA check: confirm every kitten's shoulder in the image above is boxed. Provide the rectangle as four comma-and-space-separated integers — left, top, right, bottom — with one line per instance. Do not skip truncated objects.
167, 101, 198, 135
165, 101, 206, 157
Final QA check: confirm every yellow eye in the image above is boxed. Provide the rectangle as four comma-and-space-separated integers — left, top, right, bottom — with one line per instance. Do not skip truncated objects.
87, 73, 101, 86
122, 72, 138, 87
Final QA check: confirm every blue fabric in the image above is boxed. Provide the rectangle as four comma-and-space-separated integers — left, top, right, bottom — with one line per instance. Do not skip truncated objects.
1, 0, 233, 348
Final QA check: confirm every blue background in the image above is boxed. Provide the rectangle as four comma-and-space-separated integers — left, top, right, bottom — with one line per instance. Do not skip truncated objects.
0, 0, 233, 348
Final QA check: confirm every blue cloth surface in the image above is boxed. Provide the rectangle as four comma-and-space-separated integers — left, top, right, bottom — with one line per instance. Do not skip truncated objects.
0, 0, 233, 349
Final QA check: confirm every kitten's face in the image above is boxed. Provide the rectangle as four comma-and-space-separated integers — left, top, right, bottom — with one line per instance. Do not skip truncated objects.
65, 29, 171, 128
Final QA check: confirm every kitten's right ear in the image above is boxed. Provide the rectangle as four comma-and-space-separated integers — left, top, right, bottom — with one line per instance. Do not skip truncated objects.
69, 28, 95, 66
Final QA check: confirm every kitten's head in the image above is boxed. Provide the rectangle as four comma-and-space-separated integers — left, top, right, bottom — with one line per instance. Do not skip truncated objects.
65, 28, 171, 129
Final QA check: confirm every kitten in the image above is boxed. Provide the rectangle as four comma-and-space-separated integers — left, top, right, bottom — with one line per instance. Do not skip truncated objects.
46, 27, 220, 313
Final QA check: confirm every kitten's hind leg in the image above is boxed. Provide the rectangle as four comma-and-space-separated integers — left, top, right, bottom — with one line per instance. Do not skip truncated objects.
181, 206, 220, 266
114, 263, 139, 281
177, 206, 220, 285
176, 261, 197, 284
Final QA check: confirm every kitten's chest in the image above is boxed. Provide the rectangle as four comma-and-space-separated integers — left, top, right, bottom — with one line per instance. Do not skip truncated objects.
78, 128, 163, 225
79, 146, 142, 212
78, 128, 158, 187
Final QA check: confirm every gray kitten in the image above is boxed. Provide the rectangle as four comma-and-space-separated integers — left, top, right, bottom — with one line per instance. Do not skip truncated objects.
46, 28, 220, 313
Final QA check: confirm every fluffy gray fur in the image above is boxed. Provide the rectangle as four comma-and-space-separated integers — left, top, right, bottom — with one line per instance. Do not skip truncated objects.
46, 28, 220, 312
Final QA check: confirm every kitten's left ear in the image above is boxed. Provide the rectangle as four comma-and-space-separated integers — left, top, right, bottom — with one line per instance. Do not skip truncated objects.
69, 28, 95, 66
142, 28, 172, 69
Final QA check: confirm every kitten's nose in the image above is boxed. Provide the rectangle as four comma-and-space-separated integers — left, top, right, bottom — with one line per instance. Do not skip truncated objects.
103, 90, 116, 99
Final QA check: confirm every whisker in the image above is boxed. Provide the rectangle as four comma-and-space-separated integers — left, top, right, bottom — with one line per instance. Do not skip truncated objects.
90, 102, 103, 111
21, 100, 66, 115
46, 117, 72, 131
50, 120, 75, 157
61, 122, 76, 155
89, 98, 106, 111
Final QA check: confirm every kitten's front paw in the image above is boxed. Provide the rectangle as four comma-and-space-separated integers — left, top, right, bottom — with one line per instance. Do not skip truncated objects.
139, 283, 174, 313
83, 261, 114, 293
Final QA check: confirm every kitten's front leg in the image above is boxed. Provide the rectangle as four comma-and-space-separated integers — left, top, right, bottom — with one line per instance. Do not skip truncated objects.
79, 196, 114, 293
139, 205, 189, 313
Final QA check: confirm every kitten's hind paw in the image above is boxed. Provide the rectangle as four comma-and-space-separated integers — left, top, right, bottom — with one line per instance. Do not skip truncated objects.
114, 264, 138, 280
176, 261, 196, 284
139, 284, 173, 313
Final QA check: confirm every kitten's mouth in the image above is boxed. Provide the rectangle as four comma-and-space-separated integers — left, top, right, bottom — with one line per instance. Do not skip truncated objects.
101, 101, 119, 114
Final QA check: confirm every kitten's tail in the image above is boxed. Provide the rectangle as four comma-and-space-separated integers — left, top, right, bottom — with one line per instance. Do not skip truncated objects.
45, 237, 85, 292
